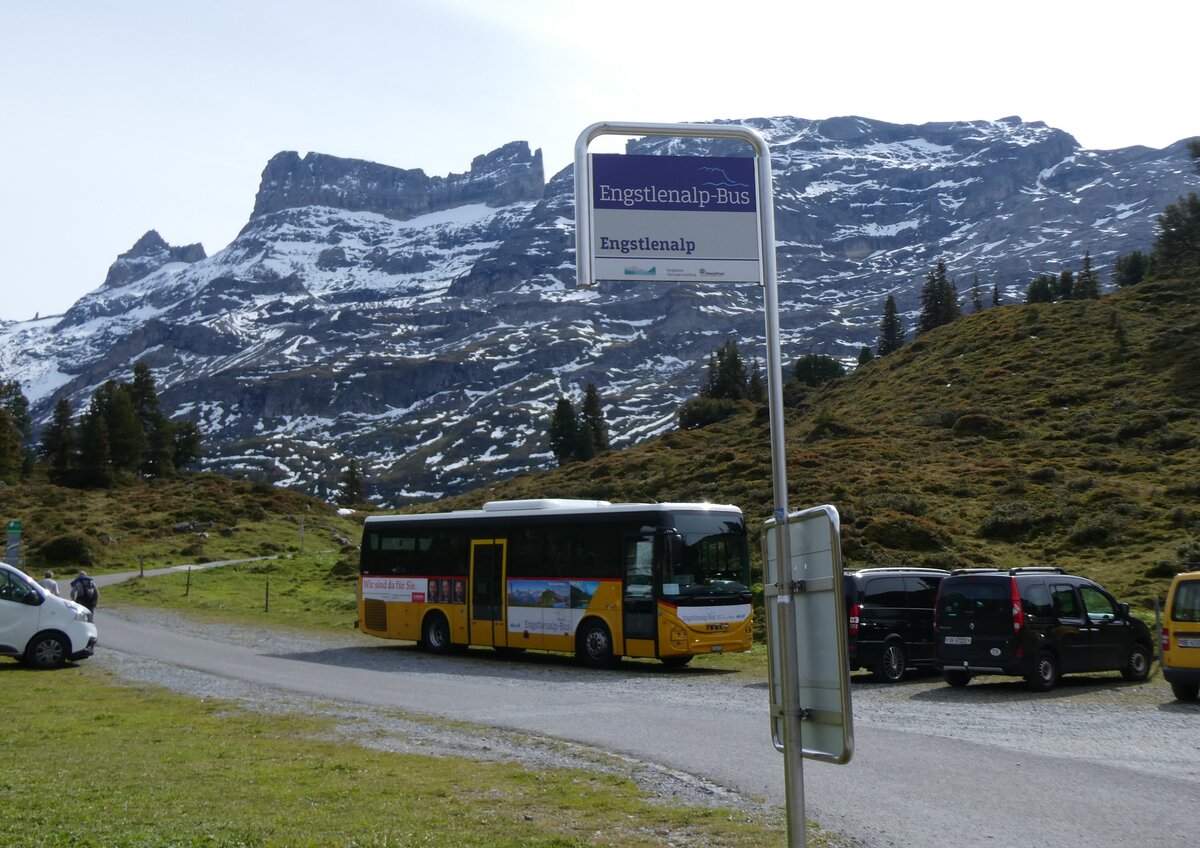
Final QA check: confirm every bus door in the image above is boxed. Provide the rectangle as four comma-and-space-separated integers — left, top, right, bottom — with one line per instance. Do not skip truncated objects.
623, 532, 657, 643
470, 539, 506, 647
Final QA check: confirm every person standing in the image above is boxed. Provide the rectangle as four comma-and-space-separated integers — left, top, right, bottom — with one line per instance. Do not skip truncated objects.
37, 570, 60, 596
70, 570, 99, 613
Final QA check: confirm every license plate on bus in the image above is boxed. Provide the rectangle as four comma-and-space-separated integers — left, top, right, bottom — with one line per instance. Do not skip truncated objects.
944, 636, 972, 645
1179, 638, 1200, 648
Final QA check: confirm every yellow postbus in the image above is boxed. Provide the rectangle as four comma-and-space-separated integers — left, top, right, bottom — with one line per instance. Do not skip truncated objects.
358, 499, 752, 667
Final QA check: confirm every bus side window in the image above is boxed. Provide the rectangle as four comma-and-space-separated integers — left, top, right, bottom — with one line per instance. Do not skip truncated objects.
545, 527, 571, 579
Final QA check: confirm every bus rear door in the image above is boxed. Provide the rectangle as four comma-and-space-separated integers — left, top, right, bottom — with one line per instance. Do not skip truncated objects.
470, 539, 506, 647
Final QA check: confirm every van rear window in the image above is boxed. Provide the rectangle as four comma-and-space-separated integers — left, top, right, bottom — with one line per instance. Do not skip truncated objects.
937, 580, 1010, 629
1172, 581, 1200, 623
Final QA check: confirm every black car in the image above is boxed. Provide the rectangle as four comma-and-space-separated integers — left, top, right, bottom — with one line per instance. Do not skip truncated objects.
934, 567, 1154, 691
845, 567, 949, 682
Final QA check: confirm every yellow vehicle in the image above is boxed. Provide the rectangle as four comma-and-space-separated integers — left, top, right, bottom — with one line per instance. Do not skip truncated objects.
1161, 570, 1200, 701
358, 499, 753, 667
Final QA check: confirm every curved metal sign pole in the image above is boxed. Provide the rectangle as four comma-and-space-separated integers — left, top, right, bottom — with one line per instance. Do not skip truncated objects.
575, 122, 805, 847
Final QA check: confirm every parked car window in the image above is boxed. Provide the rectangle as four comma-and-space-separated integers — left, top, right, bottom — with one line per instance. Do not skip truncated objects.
1170, 580, 1200, 622
1051, 585, 1080, 618
1080, 585, 1118, 621
863, 576, 906, 607
1022, 582, 1053, 617
904, 575, 940, 607
0, 569, 37, 603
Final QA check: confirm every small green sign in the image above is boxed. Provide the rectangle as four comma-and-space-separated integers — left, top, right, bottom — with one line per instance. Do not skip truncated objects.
6, 520, 21, 533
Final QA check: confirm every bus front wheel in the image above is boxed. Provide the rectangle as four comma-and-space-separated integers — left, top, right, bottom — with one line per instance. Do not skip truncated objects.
577, 620, 616, 669
422, 612, 452, 655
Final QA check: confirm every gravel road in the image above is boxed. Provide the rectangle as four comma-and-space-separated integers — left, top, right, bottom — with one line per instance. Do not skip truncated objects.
87, 565, 1200, 847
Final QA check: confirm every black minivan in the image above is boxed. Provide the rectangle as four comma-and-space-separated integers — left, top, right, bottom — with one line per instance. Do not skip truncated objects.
934, 567, 1154, 691
845, 567, 949, 682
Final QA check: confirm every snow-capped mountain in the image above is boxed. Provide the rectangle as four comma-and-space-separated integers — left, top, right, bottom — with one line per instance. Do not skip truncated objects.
1, 117, 1195, 504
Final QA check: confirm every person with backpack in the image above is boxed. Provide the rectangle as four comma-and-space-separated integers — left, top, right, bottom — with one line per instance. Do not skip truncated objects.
70, 570, 99, 613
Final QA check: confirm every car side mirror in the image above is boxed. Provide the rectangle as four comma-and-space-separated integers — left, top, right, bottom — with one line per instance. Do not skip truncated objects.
1118, 602, 1130, 617
25, 592, 44, 607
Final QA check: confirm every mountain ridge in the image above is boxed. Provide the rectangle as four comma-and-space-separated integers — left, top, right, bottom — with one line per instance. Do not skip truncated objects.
1, 116, 1196, 505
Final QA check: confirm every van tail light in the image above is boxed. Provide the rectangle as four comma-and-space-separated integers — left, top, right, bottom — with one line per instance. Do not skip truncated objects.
849, 603, 860, 637
1011, 578, 1024, 635
1162, 627, 1170, 652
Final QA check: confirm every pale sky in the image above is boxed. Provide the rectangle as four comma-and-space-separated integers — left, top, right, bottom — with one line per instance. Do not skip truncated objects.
1, 0, 1196, 322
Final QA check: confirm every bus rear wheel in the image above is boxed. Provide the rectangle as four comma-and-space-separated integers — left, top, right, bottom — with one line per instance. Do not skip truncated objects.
422, 612, 452, 655
577, 620, 616, 669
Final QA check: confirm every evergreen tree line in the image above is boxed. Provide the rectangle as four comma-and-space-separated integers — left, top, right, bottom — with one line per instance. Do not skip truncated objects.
872, 148, 1200, 364
548, 382, 610, 466
677, 339, 845, 429
0, 362, 202, 488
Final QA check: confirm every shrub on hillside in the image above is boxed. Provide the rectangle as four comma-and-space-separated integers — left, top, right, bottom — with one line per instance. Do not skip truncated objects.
978, 500, 1059, 540
34, 533, 99, 567
953, 413, 1010, 438
861, 511, 950, 550
677, 397, 740, 430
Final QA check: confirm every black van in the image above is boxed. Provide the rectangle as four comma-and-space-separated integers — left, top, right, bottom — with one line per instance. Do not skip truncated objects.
844, 567, 949, 682
934, 567, 1154, 691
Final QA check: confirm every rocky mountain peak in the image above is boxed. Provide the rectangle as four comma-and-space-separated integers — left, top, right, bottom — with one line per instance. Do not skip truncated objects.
247, 142, 545, 227
102, 229, 206, 289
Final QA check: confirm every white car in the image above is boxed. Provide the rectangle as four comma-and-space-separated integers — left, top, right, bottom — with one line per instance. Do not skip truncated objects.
0, 561, 98, 668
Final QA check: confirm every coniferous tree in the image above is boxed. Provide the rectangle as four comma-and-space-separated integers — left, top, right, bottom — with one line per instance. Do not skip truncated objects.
77, 400, 114, 488
970, 274, 984, 313
337, 457, 365, 506
877, 294, 904, 356
91, 381, 145, 474
991, 283, 1001, 307
713, 339, 748, 400
571, 412, 596, 462
0, 408, 20, 485
1149, 193, 1200, 278
0, 380, 32, 480
128, 362, 163, 427
144, 416, 176, 478
857, 346, 874, 366
40, 398, 76, 484
1113, 251, 1148, 287
171, 420, 203, 470
1056, 270, 1075, 300
916, 261, 960, 334
0, 380, 31, 441
747, 359, 767, 403
701, 351, 720, 398
581, 383, 609, 454
1026, 275, 1056, 303
1075, 251, 1100, 299
792, 354, 845, 386
549, 397, 579, 466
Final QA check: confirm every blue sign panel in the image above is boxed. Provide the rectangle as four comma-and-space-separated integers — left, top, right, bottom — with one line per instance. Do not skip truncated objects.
588, 153, 762, 284
591, 154, 757, 214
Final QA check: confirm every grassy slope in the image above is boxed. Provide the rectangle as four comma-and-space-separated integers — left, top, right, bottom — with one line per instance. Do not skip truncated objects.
433, 275, 1200, 610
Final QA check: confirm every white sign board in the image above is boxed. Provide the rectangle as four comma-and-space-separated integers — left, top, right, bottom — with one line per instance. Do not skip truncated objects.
763, 505, 854, 764
588, 153, 762, 284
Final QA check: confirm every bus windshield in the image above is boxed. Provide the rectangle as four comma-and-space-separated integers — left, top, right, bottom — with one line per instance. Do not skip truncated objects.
662, 512, 750, 601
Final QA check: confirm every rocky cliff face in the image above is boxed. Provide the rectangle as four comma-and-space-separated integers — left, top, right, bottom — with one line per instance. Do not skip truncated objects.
102, 230, 206, 289
2, 117, 1195, 505
248, 142, 545, 223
